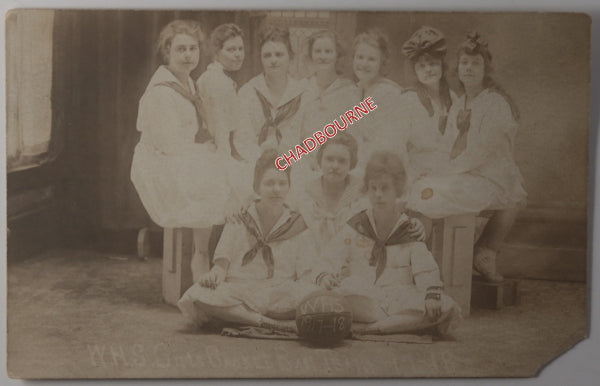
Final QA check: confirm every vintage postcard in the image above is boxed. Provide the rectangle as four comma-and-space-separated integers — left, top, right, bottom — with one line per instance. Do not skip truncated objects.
5, 9, 590, 379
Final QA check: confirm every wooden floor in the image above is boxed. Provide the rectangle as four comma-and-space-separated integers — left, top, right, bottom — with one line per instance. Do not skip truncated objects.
6, 248, 587, 379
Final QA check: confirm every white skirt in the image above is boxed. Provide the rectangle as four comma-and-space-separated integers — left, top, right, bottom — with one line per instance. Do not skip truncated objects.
131, 142, 237, 228
407, 172, 527, 219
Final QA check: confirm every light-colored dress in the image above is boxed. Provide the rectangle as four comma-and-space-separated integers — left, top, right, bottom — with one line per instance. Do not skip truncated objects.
408, 89, 527, 218
177, 204, 320, 325
352, 77, 407, 172
320, 209, 459, 319
400, 89, 458, 184
292, 75, 361, 188
294, 174, 367, 252
236, 73, 306, 163
130, 65, 231, 228
196, 61, 254, 201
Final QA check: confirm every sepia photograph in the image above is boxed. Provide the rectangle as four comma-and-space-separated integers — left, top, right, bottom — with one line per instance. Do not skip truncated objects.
4, 4, 594, 380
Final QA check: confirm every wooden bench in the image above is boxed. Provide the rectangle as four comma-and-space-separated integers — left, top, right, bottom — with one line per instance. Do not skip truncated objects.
430, 214, 476, 316
160, 226, 224, 306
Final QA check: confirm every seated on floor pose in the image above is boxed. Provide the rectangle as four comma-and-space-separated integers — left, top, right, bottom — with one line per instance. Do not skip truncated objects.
315, 151, 461, 335
177, 149, 320, 331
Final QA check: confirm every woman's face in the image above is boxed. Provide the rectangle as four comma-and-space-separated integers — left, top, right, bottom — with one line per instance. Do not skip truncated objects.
458, 53, 485, 87
216, 35, 245, 71
414, 54, 443, 87
367, 174, 399, 211
261, 40, 290, 77
320, 144, 352, 184
167, 33, 200, 75
311, 37, 337, 72
257, 168, 290, 206
353, 42, 382, 83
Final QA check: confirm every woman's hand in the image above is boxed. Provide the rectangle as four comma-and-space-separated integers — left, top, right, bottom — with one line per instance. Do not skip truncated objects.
224, 194, 255, 224
319, 273, 341, 290
408, 218, 426, 241
199, 265, 226, 289
424, 298, 442, 323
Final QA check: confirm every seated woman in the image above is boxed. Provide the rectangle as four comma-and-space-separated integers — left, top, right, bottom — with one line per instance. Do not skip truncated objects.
408, 32, 527, 282
315, 151, 460, 335
178, 149, 320, 332
349, 28, 406, 170
399, 26, 456, 185
131, 20, 233, 278
294, 133, 425, 253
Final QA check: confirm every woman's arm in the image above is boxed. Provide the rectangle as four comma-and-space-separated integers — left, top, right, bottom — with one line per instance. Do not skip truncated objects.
410, 242, 444, 292
234, 84, 262, 161
310, 226, 353, 287
198, 74, 239, 155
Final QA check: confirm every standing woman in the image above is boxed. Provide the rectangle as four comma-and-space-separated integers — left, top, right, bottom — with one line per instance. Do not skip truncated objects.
236, 25, 306, 163
350, 29, 405, 168
196, 23, 254, 206
131, 20, 233, 279
399, 26, 456, 184
293, 30, 361, 187
409, 32, 527, 282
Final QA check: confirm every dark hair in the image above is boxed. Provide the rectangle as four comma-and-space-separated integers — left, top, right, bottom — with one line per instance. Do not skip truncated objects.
156, 20, 204, 64
259, 24, 293, 59
410, 52, 453, 117
210, 23, 244, 54
363, 151, 407, 197
456, 32, 520, 120
253, 149, 291, 194
352, 28, 390, 75
316, 133, 359, 170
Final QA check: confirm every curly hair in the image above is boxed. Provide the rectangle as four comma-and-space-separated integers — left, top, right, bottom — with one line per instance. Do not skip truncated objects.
363, 151, 407, 197
316, 133, 359, 170
352, 28, 391, 74
209, 23, 244, 54
156, 20, 204, 64
455, 32, 520, 120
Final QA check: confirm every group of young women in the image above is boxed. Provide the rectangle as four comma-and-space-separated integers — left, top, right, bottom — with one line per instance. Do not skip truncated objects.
130, 19, 527, 336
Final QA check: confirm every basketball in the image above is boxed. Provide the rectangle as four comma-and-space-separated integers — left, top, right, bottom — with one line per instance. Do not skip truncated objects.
295, 290, 353, 346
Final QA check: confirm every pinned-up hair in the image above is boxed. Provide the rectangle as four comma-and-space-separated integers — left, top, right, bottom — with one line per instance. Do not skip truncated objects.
156, 20, 204, 64
210, 23, 244, 54
316, 133, 359, 170
352, 28, 391, 71
253, 148, 291, 194
259, 24, 293, 59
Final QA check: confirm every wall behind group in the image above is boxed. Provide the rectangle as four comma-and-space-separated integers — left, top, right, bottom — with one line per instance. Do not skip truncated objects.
22, 11, 589, 249
355, 12, 590, 216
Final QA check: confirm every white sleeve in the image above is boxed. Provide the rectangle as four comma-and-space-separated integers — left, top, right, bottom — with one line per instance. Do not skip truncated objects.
197, 75, 239, 154
410, 242, 443, 292
234, 85, 262, 162
212, 221, 245, 266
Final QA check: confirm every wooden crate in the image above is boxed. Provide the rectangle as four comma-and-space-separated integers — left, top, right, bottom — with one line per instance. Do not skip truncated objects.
471, 276, 520, 310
